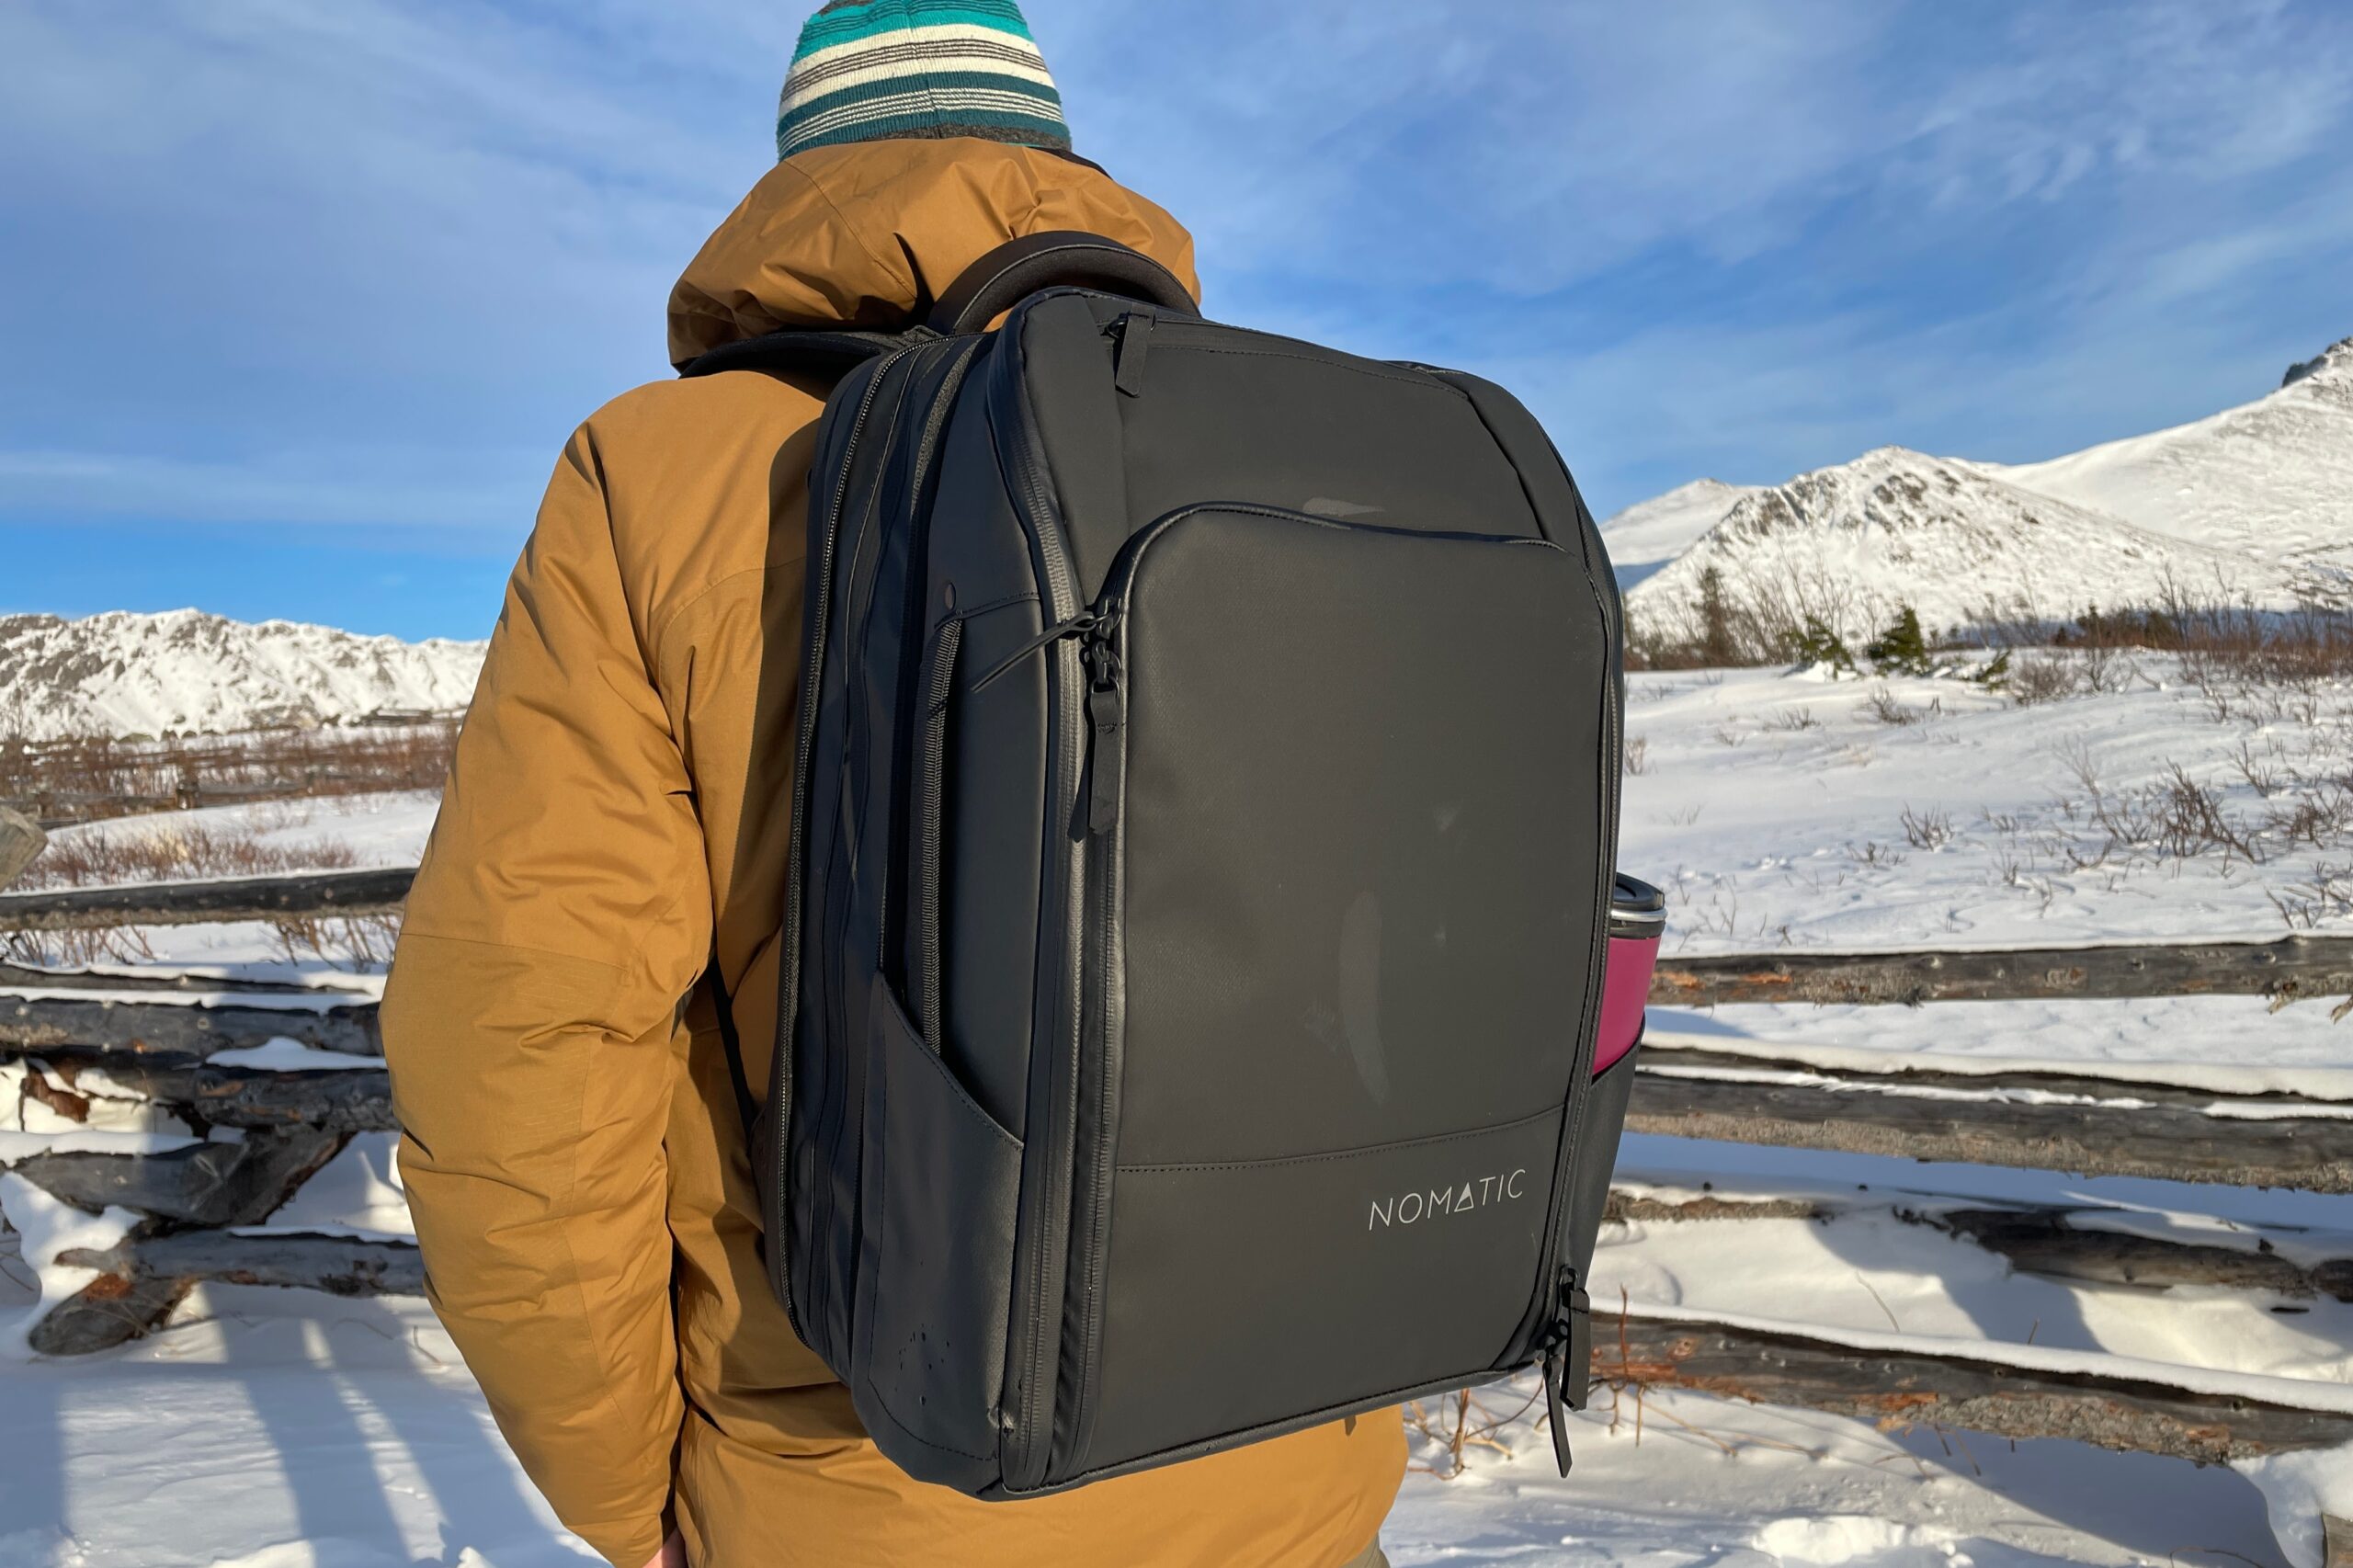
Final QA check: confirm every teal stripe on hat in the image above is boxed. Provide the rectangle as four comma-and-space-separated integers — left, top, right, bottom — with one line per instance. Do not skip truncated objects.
797, 1, 1036, 55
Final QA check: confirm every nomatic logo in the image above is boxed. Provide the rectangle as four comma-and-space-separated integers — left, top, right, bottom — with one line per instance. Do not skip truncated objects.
1369, 1169, 1529, 1231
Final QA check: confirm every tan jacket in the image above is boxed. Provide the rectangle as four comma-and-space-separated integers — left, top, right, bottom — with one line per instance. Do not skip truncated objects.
381, 139, 1405, 1568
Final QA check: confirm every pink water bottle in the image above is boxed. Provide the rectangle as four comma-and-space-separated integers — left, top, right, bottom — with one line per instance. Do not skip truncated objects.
1596, 874, 1664, 1076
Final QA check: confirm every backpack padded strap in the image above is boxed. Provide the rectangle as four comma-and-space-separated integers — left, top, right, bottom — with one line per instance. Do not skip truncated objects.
677, 325, 937, 380
926, 232, 1198, 335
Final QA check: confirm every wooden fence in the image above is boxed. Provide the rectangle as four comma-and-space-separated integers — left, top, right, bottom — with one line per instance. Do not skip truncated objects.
5, 869, 2352, 1520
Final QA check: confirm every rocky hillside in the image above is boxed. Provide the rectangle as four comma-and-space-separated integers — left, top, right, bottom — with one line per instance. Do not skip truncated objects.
0, 609, 484, 742
1609, 335, 2353, 639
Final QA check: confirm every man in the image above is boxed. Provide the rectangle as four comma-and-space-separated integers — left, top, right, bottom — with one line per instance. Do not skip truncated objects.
380, 3, 1407, 1563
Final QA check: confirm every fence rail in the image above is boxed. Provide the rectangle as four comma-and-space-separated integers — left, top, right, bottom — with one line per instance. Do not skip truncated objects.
10, 866, 2353, 1008
6, 863, 2353, 1525
0, 867, 416, 932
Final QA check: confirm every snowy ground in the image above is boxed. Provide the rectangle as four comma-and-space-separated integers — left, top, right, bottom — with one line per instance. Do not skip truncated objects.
6, 661, 2353, 1567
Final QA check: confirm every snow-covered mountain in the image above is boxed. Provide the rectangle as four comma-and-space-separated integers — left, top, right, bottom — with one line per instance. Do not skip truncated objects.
1590, 479, 1762, 590
1608, 335, 2353, 638
1987, 336, 2353, 578
0, 609, 485, 742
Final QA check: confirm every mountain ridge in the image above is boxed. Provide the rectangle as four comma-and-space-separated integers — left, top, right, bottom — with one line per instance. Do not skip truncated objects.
0, 608, 485, 743
1608, 333, 2353, 638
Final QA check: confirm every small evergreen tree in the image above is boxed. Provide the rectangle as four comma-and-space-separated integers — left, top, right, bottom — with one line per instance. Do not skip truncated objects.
1790, 616, 1858, 676
1866, 606, 1932, 676
1972, 648, 2014, 690
1698, 566, 1738, 668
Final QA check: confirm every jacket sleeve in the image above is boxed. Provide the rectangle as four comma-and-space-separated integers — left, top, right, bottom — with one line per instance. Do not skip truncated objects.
381, 424, 710, 1568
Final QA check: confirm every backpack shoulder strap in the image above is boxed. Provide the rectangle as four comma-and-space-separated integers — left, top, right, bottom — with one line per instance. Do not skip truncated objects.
704, 959, 758, 1135
926, 231, 1197, 335
676, 325, 938, 381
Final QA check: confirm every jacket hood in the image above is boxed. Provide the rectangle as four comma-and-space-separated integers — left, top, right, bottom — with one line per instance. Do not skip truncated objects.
668, 139, 1199, 369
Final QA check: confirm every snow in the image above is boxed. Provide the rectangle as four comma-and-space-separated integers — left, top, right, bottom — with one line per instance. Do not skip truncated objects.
206, 1040, 382, 1073
6, 682, 2350, 1560
0, 1289, 2315, 1568
1591, 479, 1762, 591
2242, 1445, 2353, 1568
1626, 447, 2288, 642
1988, 337, 2353, 588
1617, 660, 2353, 959
0, 608, 483, 743
1645, 1017, 2353, 1102
40, 792, 443, 884
1602, 335, 2353, 636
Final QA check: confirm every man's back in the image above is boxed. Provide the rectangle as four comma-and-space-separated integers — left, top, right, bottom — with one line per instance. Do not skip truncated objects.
381, 131, 1405, 1566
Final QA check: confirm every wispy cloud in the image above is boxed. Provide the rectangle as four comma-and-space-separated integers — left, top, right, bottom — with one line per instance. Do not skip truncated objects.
2, 0, 2349, 633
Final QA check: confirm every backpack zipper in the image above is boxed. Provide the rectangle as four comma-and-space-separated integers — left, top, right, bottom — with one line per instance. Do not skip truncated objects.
987, 322, 1091, 1493
1111, 312, 1155, 397
1522, 510, 1626, 1473
911, 616, 964, 1051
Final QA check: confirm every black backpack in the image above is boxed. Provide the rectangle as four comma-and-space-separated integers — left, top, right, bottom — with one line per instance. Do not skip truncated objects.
684, 233, 1633, 1498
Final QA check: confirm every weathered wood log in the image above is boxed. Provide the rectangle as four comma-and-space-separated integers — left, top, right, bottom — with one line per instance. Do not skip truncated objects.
0, 994, 381, 1059
26, 1268, 192, 1356
1597, 1312, 2353, 1463
1652, 934, 2353, 1007
0, 866, 415, 933
1627, 1052, 2353, 1193
1604, 1190, 1833, 1224
0, 805, 46, 890
19, 1028, 2353, 1188
1612, 1187, 2353, 1299
0, 1206, 35, 1307
27, 1058, 400, 1133
9, 1130, 347, 1226
1934, 1209, 2353, 1301
34, 1231, 423, 1355
0, 960, 369, 996
2325, 1515, 2352, 1568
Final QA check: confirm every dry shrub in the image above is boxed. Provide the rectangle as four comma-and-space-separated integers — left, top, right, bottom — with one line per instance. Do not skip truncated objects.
1865, 687, 1940, 727
15, 820, 358, 891
1627, 565, 1867, 671
1899, 804, 1957, 851
2007, 653, 2081, 706
0, 721, 456, 826
4, 818, 386, 971
1405, 1383, 1550, 1479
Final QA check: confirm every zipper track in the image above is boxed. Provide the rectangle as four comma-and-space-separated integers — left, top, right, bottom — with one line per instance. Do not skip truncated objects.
987, 317, 1088, 1493
771, 348, 907, 1336
1524, 512, 1626, 1396
912, 616, 963, 1051
880, 338, 988, 979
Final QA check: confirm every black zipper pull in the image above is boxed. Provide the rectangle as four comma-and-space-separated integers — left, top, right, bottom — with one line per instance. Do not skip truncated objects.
1083, 616, 1125, 835
1544, 1269, 1592, 1477
1113, 312, 1155, 398
969, 610, 1103, 696
1544, 1337, 1573, 1477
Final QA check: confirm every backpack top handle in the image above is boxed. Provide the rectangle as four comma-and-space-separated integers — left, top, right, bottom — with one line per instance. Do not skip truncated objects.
928, 231, 1199, 335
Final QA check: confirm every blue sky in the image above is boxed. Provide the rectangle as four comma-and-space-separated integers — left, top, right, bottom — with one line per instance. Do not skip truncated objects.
5, 0, 2349, 641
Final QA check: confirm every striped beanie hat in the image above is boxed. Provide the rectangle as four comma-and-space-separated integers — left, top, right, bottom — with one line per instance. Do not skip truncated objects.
777, 0, 1072, 162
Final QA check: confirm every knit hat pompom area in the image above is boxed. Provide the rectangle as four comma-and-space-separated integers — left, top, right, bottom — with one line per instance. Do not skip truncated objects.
777, 0, 1073, 162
